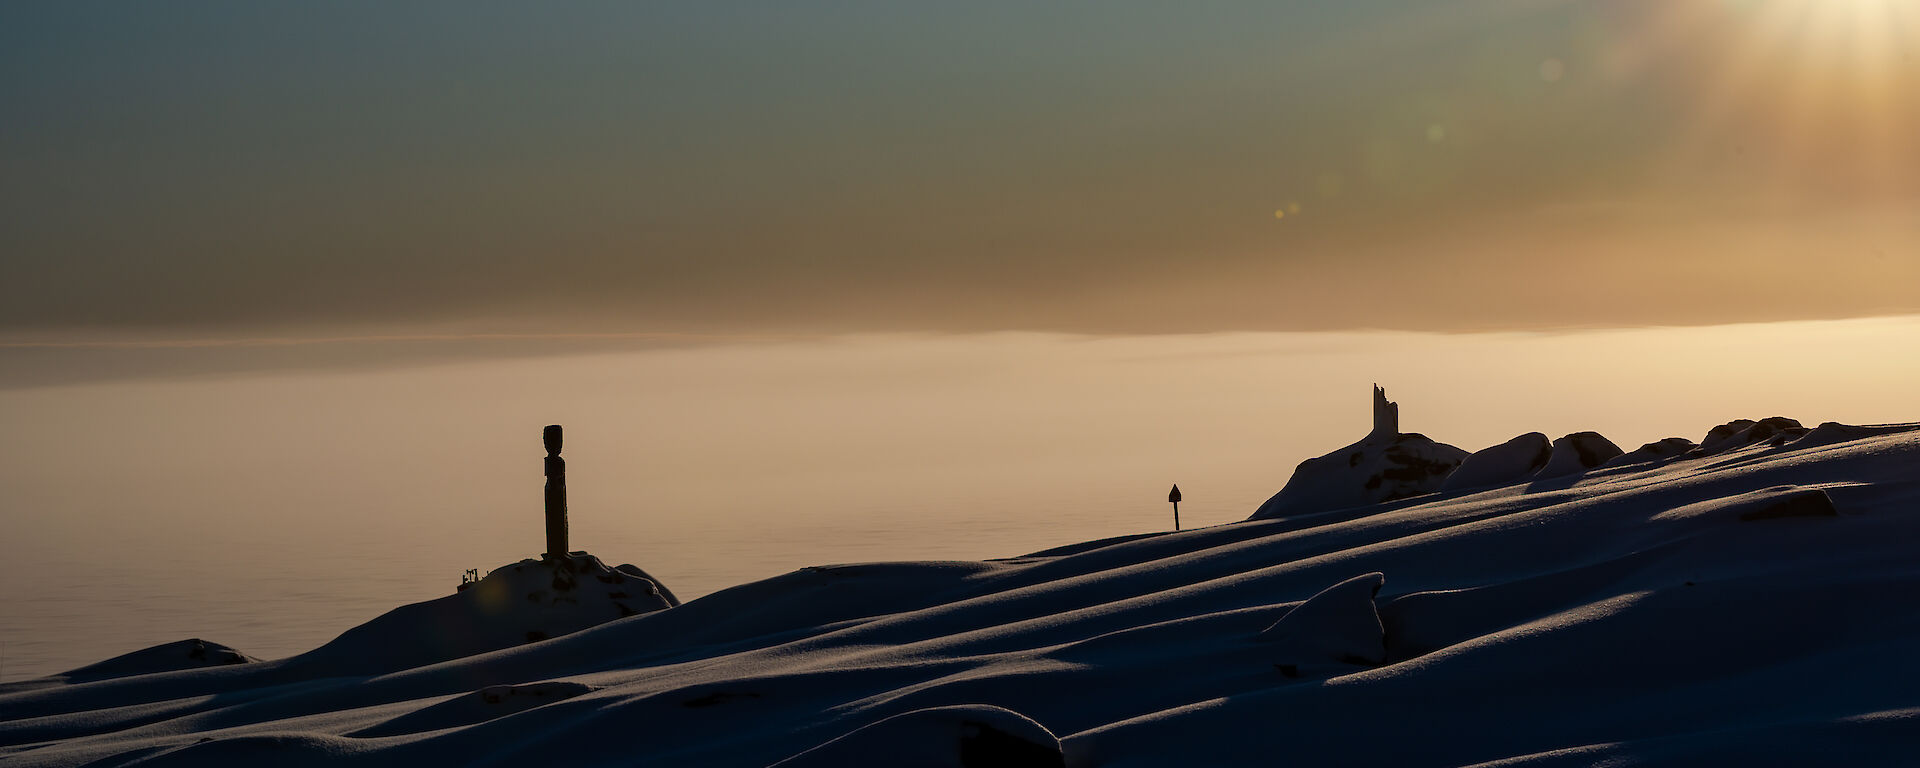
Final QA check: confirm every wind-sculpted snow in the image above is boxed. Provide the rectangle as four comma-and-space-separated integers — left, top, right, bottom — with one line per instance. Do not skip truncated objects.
4, 420, 1920, 766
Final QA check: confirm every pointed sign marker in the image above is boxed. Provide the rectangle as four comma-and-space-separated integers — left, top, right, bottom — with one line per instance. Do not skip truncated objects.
1169, 484, 1182, 531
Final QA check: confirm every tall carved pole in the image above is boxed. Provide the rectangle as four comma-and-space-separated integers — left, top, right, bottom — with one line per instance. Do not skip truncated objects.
543, 425, 569, 559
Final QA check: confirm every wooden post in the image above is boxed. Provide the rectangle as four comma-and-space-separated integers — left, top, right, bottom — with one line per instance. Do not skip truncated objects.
1169, 484, 1182, 531
543, 425, 568, 559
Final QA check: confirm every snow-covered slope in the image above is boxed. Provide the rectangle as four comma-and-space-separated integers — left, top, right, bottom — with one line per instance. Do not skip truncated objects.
5, 413, 1920, 767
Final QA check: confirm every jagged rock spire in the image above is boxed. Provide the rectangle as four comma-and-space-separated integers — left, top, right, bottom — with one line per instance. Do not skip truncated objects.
1370, 384, 1400, 440
1250, 384, 1466, 520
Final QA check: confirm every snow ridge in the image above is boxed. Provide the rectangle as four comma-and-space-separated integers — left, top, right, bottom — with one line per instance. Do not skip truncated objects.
5, 406, 1920, 767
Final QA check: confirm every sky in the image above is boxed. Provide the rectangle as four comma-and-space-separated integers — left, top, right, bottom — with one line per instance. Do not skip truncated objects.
3, 0, 1918, 340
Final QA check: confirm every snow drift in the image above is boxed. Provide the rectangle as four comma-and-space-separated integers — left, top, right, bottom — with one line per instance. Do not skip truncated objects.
5, 397, 1920, 766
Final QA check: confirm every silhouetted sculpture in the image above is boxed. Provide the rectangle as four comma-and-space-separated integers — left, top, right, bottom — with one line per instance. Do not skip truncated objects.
544, 425, 568, 559
1169, 484, 1182, 531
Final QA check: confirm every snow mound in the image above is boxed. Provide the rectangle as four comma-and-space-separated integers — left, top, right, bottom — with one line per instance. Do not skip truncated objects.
1694, 417, 1805, 456
1697, 419, 1758, 453
1258, 572, 1387, 673
1650, 485, 1845, 525
1251, 386, 1466, 519
293, 551, 675, 674
56, 639, 256, 684
1601, 437, 1697, 468
1442, 432, 1552, 491
1789, 421, 1920, 449
769, 705, 1063, 768
1535, 431, 1624, 479
1739, 488, 1840, 521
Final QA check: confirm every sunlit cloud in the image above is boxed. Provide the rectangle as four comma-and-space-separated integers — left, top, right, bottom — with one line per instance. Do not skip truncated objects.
0, 1, 1914, 336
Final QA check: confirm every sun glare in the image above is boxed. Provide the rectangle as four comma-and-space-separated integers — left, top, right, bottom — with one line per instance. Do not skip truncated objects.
1620, 0, 1920, 195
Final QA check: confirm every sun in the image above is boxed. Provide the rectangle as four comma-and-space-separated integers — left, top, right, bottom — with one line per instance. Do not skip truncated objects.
1610, 0, 1920, 196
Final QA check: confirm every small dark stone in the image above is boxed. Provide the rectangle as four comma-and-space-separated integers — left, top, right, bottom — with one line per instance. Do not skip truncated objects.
1364, 475, 1383, 490
1685, 581, 1696, 587
1348, 451, 1364, 467
1275, 664, 1301, 679
616, 601, 640, 618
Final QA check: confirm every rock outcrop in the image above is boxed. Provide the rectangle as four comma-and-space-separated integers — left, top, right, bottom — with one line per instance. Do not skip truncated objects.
1693, 417, 1808, 456
291, 552, 676, 675
1250, 387, 1467, 520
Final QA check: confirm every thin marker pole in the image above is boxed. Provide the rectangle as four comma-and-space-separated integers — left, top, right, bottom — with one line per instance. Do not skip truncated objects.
1169, 484, 1182, 532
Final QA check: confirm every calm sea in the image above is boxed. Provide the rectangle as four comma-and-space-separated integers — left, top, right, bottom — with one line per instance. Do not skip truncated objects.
5, 321, 1918, 679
